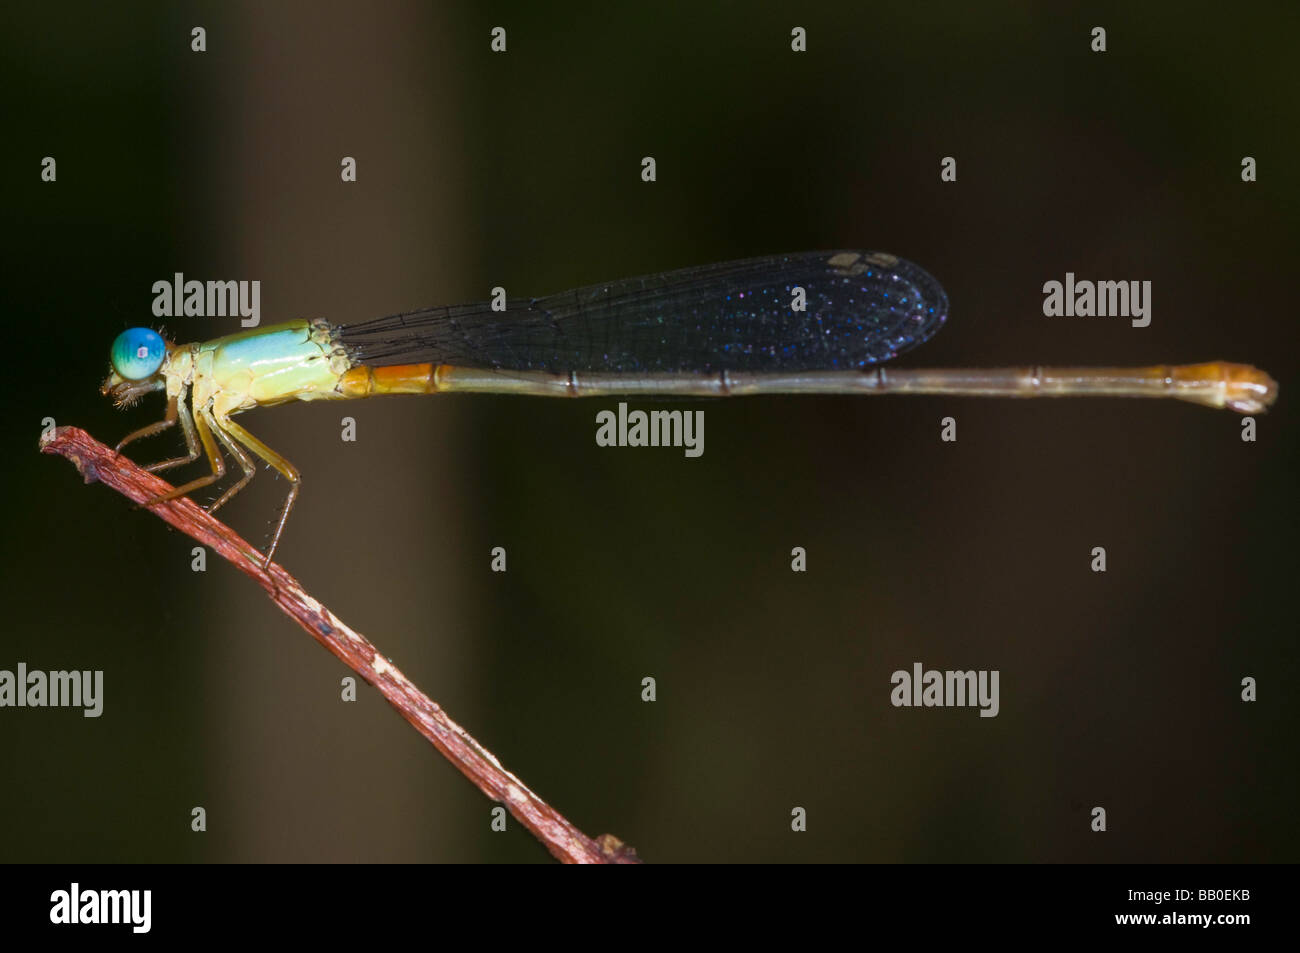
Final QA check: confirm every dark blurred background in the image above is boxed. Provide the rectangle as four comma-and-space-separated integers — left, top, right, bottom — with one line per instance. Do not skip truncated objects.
2, 1, 1295, 862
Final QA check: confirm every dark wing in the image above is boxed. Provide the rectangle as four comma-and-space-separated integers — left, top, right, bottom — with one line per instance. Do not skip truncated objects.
339, 251, 948, 373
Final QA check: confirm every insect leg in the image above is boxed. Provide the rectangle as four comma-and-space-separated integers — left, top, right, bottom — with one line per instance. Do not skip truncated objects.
213, 414, 301, 568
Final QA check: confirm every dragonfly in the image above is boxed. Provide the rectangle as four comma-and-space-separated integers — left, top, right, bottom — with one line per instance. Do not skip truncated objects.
102, 250, 1277, 567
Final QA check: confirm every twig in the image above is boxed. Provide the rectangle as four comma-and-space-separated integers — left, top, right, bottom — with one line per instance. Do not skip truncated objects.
40, 425, 639, 865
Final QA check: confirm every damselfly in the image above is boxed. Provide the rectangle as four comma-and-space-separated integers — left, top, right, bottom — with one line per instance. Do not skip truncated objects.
102, 251, 1277, 566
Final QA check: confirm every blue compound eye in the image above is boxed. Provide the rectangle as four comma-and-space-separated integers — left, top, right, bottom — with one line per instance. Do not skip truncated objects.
110, 328, 166, 380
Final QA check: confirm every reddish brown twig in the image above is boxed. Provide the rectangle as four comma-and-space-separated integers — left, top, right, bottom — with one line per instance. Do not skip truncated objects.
40, 425, 639, 865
